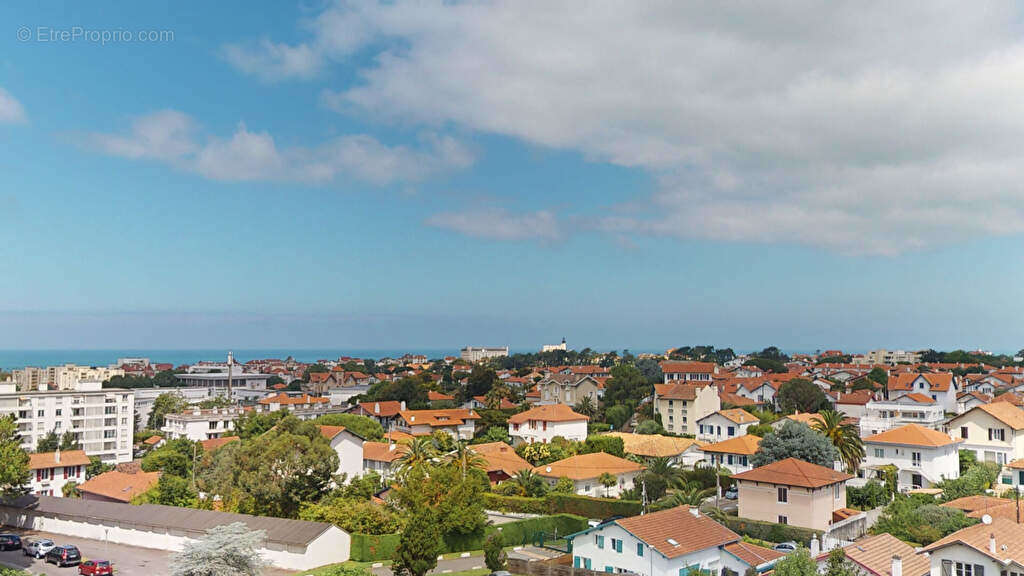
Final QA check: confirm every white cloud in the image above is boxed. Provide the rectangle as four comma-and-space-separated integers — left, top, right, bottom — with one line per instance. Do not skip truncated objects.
240, 1, 1024, 253
425, 208, 562, 243
0, 87, 27, 124
221, 39, 324, 82
81, 110, 473, 185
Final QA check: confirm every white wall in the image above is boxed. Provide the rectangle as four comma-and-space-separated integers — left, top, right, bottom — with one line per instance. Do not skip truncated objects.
697, 414, 753, 442
331, 431, 364, 482
571, 522, 725, 576
509, 419, 588, 445
863, 442, 959, 490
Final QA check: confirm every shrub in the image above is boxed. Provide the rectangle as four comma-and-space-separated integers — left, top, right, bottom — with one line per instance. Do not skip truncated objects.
720, 515, 822, 545
847, 480, 889, 510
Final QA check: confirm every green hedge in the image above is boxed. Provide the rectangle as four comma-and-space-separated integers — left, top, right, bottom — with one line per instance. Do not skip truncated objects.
483, 493, 642, 519
720, 516, 822, 545
350, 514, 589, 562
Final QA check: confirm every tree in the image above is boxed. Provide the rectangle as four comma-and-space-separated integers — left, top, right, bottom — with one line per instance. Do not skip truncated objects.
573, 396, 597, 418
824, 548, 858, 576
233, 409, 287, 439
773, 548, 817, 576
443, 441, 487, 479
142, 438, 202, 478
777, 379, 831, 414
86, 456, 114, 479
36, 430, 60, 452
603, 365, 650, 408
581, 435, 625, 458
751, 421, 838, 468
62, 480, 80, 498
645, 456, 682, 487
605, 404, 632, 430
0, 415, 30, 499
959, 449, 978, 475
300, 497, 403, 535
742, 358, 788, 373
511, 469, 547, 497
171, 522, 266, 576
138, 474, 198, 507
393, 508, 442, 576
464, 366, 499, 401
59, 430, 80, 451
312, 413, 384, 441
149, 392, 190, 429
483, 531, 507, 572
866, 368, 889, 387
598, 472, 617, 497
551, 476, 575, 494
397, 437, 439, 477
635, 419, 665, 435
812, 410, 865, 473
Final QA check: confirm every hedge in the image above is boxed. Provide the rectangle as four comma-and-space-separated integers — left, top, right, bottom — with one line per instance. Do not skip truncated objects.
483, 492, 643, 519
349, 514, 589, 562
720, 515, 822, 545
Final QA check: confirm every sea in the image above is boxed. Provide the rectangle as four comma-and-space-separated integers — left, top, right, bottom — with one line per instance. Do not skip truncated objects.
0, 349, 462, 370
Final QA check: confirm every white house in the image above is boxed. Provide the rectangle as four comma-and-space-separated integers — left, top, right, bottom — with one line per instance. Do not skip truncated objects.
701, 434, 761, 474
887, 373, 959, 413
948, 402, 1024, 467
957, 392, 993, 415
162, 407, 243, 441
318, 425, 365, 483
507, 404, 589, 445
922, 519, 1024, 576
696, 409, 759, 443
833, 389, 874, 420
660, 361, 719, 383
862, 424, 961, 491
733, 380, 779, 405
859, 395, 946, 437
602, 432, 707, 468
567, 506, 785, 576
395, 408, 479, 440
814, 533, 929, 576
27, 450, 89, 497
534, 453, 644, 497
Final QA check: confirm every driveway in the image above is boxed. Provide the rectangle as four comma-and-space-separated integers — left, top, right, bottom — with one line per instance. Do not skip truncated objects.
0, 527, 295, 576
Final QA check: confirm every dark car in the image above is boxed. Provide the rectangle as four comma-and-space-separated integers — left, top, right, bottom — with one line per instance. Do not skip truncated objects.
45, 544, 81, 567
0, 533, 21, 551
79, 559, 114, 575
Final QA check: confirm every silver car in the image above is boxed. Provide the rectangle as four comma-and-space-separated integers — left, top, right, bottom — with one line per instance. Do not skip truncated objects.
23, 538, 56, 558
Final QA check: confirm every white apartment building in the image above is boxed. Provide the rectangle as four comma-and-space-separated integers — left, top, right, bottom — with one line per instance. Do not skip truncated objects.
133, 387, 213, 430
861, 424, 961, 491
653, 382, 721, 435
853, 349, 922, 365
948, 402, 1024, 466
859, 395, 946, 436
459, 346, 510, 362
13, 364, 125, 391
507, 404, 589, 445
174, 372, 270, 393
659, 361, 718, 383
0, 382, 134, 464
696, 409, 759, 443
162, 407, 243, 441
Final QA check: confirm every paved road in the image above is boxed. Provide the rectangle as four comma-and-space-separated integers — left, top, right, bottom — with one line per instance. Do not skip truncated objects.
0, 527, 295, 576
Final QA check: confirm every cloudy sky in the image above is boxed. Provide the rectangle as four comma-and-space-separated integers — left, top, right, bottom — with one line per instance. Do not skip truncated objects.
2, 1, 1024, 352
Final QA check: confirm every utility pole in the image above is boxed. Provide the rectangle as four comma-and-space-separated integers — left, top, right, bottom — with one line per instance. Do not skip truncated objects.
227, 351, 233, 403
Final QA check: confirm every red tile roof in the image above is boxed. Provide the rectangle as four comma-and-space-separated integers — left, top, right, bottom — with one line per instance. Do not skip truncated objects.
28, 450, 90, 470
732, 458, 853, 488
508, 404, 589, 424
614, 506, 738, 559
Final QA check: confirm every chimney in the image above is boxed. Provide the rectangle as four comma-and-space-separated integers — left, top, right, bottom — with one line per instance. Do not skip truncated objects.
400, 401, 407, 411
374, 402, 380, 414
389, 443, 396, 451
54, 448, 61, 464
891, 556, 902, 576
810, 534, 820, 557
689, 507, 699, 518
990, 533, 996, 555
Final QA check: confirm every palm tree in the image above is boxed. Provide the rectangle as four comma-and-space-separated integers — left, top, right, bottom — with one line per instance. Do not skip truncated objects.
397, 436, 438, 476
598, 472, 618, 497
812, 409, 865, 473
653, 482, 713, 509
443, 441, 487, 479
646, 457, 682, 487
573, 397, 596, 418
512, 469, 545, 497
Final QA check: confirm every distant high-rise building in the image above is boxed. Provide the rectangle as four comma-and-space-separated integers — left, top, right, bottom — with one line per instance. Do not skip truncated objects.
541, 337, 568, 353
460, 346, 509, 362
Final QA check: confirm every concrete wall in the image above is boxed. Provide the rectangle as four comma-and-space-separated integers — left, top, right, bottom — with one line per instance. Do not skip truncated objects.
0, 505, 349, 571
737, 480, 845, 532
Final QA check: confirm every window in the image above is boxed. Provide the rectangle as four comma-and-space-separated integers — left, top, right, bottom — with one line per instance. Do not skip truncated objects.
727, 426, 735, 436
605, 567, 613, 573
834, 484, 840, 499
596, 535, 604, 549
874, 448, 884, 458
727, 455, 734, 465
778, 487, 788, 503
912, 452, 921, 466
637, 543, 644, 557
989, 428, 1006, 442
778, 515, 788, 525
942, 561, 984, 576
36, 410, 44, 418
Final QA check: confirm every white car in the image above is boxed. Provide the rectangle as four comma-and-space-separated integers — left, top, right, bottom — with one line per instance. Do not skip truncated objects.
23, 538, 56, 558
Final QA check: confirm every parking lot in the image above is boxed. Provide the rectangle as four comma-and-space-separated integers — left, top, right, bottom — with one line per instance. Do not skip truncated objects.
0, 527, 296, 576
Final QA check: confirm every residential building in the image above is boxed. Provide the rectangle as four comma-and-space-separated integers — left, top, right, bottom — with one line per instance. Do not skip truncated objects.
948, 402, 1024, 466
534, 452, 645, 497
162, 407, 243, 441
460, 346, 509, 362
350, 401, 406, 429
922, 518, 1024, 576
27, 450, 89, 497
853, 349, 922, 365
653, 382, 721, 435
541, 338, 568, 353
859, 395, 946, 436
814, 533, 929, 576
79, 470, 161, 503
697, 409, 759, 443
174, 372, 270, 394
887, 373, 959, 413
133, 387, 211, 430
507, 404, 589, 445
861, 424, 961, 491
602, 432, 707, 467
318, 425, 365, 482
535, 374, 603, 406
362, 440, 406, 479
731, 379, 780, 405
200, 436, 238, 452
463, 395, 517, 410
395, 408, 479, 440
13, 364, 125, 391
567, 506, 785, 576
0, 382, 134, 464
701, 434, 761, 474
957, 392, 993, 415
732, 458, 854, 531
470, 441, 532, 483
833, 389, 874, 420
659, 361, 719, 383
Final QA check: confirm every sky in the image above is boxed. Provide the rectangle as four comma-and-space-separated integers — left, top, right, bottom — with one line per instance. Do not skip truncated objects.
2, 2, 1024, 353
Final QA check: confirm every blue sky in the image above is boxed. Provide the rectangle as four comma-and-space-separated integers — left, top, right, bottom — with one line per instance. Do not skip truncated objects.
2, 2, 1024, 352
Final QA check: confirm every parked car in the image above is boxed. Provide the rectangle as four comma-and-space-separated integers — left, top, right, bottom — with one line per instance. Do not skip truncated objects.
45, 544, 81, 567
0, 533, 21, 551
724, 487, 738, 499
773, 541, 798, 553
23, 538, 56, 558
79, 559, 114, 575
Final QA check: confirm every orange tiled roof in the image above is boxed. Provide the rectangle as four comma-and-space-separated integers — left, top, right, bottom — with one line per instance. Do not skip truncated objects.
508, 404, 588, 424
902, 392, 935, 404
602, 432, 704, 458
964, 402, 1024, 430
830, 533, 929, 576
723, 541, 785, 567
615, 506, 738, 559
700, 434, 761, 455
660, 361, 717, 374
356, 401, 404, 417
719, 392, 758, 407
889, 373, 954, 392
363, 441, 407, 463
143, 435, 163, 445
923, 517, 1024, 564
533, 452, 644, 480
259, 393, 328, 405
732, 457, 853, 488
428, 390, 455, 401
399, 408, 480, 428
472, 395, 517, 410
200, 436, 239, 452
655, 382, 703, 400
317, 425, 350, 440
711, 408, 759, 425
941, 495, 1012, 512
78, 470, 160, 503
471, 442, 532, 477
864, 424, 959, 448
28, 450, 90, 470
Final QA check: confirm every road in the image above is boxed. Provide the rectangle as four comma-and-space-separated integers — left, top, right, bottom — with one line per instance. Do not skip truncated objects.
0, 527, 295, 576
368, 546, 561, 576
